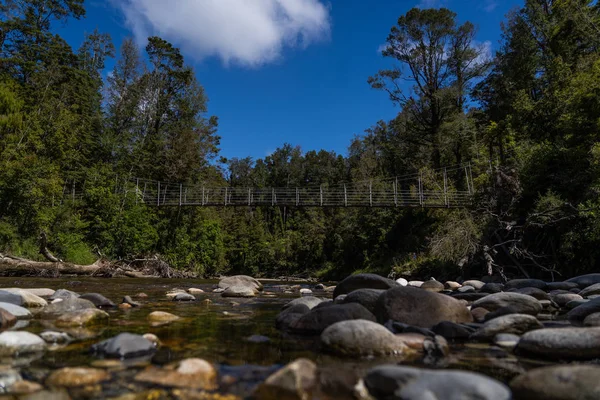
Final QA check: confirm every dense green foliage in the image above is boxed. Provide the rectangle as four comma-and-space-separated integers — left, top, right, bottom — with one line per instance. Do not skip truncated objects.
1, 0, 600, 280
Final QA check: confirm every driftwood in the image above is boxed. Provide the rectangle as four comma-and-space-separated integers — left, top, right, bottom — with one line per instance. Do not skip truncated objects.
39, 231, 62, 263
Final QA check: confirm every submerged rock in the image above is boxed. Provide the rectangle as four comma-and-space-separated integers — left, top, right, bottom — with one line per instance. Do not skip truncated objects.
48, 289, 80, 301
40, 331, 72, 344
516, 327, 600, 359
0, 331, 46, 356
135, 358, 217, 390
54, 309, 109, 327
39, 297, 96, 319
510, 365, 600, 400
320, 319, 408, 357
46, 367, 109, 388
91, 333, 156, 359
363, 365, 511, 400
333, 273, 398, 298
148, 311, 180, 324
172, 293, 196, 301
375, 286, 473, 328
122, 295, 141, 307
222, 286, 256, 298
254, 358, 317, 400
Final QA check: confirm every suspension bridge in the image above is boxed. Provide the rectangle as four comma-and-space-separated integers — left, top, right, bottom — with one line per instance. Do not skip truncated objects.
64, 163, 474, 208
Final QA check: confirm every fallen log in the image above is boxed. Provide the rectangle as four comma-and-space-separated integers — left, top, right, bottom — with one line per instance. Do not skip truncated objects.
0, 256, 106, 276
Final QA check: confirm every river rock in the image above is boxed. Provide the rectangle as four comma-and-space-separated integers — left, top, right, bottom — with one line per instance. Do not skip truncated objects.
341, 289, 384, 314
148, 311, 180, 323
452, 292, 489, 301
516, 327, 600, 359
333, 273, 398, 298
471, 314, 543, 339
566, 273, 600, 288
471, 307, 489, 322
472, 292, 542, 316
396, 278, 408, 286
505, 279, 547, 290
2, 289, 47, 307
363, 365, 511, 400
9, 379, 43, 395
135, 358, 217, 389
21, 288, 55, 298
282, 296, 323, 310
463, 280, 485, 290
276, 304, 310, 331
431, 321, 476, 340
91, 333, 156, 359
0, 302, 31, 320
444, 281, 462, 290
39, 297, 96, 319
421, 280, 444, 292
546, 282, 579, 291
0, 331, 46, 355
457, 285, 475, 293
480, 283, 504, 293
218, 275, 263, 292
384, 320, 435, 337
510, 364, 600, 400
578, 283, 600, 298
222, 286, 256, 298
48, 289, 80, 301
375, 286, 473, 328
187, 288, 204, 295
172, 293, 196, 301
510, 287, 550, 301
314, 284, 325, 290
55, 309, 109, 327
551, 293, 582, 307
0, 290, 23, 306
583, 312, 600, 326
40, 331, 72, 344
0, 308, 16, 329
46, 367, 109, 387
300, 288, 313, 295
0, 368, 22, 391
567, 297, 600, 324
79, 293, 116, 308
320, 319, 407, 357
494, 333, 520, 349
288, 303, 376, 335
254, 358, 316, 400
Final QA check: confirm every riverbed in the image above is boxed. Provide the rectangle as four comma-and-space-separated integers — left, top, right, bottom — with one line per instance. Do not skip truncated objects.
0, 277, 558, 398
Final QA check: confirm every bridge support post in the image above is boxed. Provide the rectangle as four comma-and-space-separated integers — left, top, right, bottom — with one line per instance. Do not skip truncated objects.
468, 162, 474, 195
136, 179, 139, 205
418, 172, 423, 207
248, 188, 251, 206
320, 186, 323, 206
296, 188, 299, 206
224, 187, 228, 206
393, 178, 397, 207
272, 188, 275, 206
157, 182, 160, 206
369, 181, 372, 207
344, 184, 347, 207
202, 186, 205, 206
179, 184, 182, 207
443, 168, 448, 207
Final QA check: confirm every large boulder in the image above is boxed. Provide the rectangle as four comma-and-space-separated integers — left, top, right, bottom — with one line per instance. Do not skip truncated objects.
222, 286, 256, 298
471, 314, 543, 340
91, 333, 156, 359
282, 296, 323, 311
0, 290, 23, 306
375, 286, 473, 328
341, 289, 384, 314
566, 274, 600, 289
288, 303, 376, 335
320, 319, 408, 357
0, 302, 32, 319
578, 283, 600, 298
510, 365, 600, 400
54, 309, 109, 327
218, 275, 262, 292
48, 289, 80, 301
516, 327, 600, 359
363, 365, 511, 400
275, 304, 310, 331
472, 292, 542, 316
1, 289, 47, 307
333, 274, 398, 299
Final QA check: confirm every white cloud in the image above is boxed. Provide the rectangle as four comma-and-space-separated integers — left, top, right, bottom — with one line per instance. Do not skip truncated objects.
113, 0, 331, 67
416, 0, 447, 9
377, 43, 389, 54
474, 40, 493, 65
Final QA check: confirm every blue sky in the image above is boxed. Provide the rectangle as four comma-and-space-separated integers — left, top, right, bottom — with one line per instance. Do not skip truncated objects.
57, 0, 521, 161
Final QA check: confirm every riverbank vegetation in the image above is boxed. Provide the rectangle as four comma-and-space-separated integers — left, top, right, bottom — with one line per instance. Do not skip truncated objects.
1, 0, 600, 280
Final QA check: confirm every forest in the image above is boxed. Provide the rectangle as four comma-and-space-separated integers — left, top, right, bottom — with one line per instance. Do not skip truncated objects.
1, 0, 600, 281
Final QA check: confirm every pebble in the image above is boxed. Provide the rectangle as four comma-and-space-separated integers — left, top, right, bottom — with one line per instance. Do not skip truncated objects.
148, 311, 180, 323
187, 288, 204, 295
173, 293, 196, 301
46, 367, 109, 387
91, 333, 156, 359
299, 288, 313, 295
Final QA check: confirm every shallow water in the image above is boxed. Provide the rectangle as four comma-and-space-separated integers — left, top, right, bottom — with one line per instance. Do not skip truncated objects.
0, 277, 555, 398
